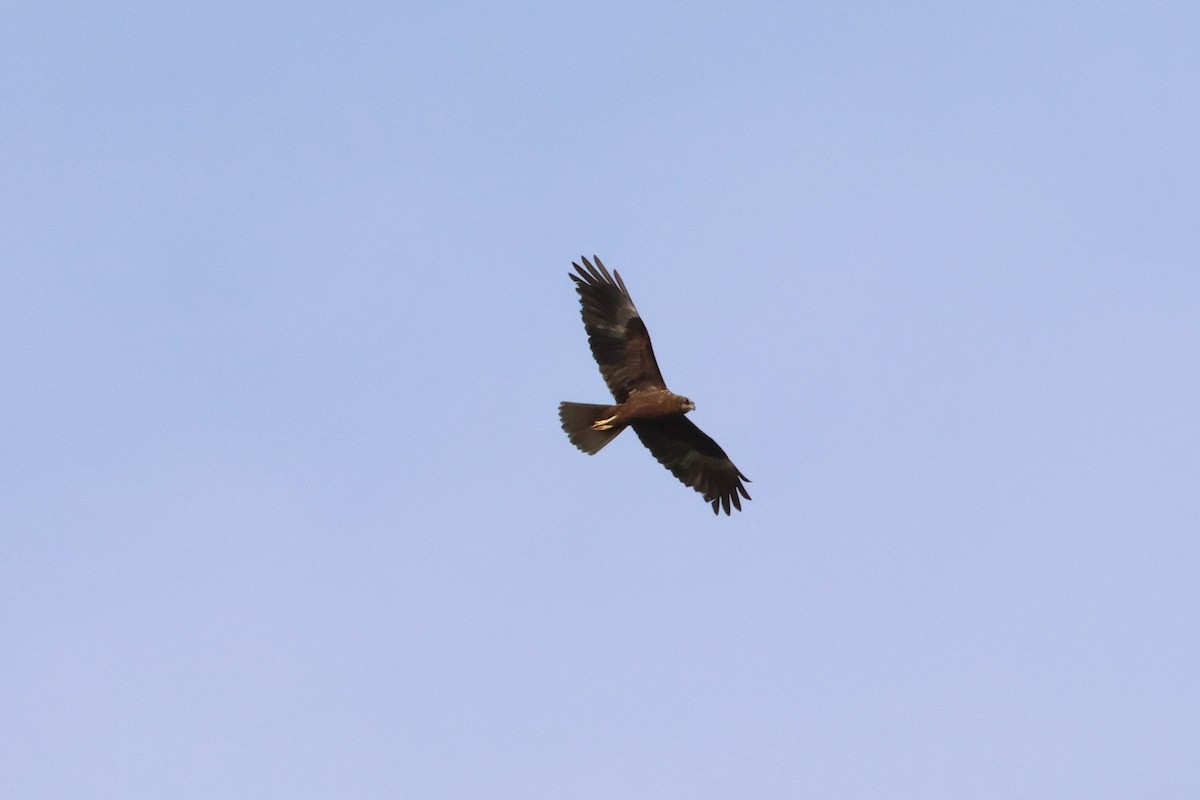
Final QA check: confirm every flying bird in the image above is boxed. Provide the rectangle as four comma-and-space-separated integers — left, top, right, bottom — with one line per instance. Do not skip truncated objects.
558, 256, 751, 515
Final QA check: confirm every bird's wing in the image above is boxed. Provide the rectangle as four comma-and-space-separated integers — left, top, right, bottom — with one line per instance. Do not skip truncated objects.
571, 256, 666, 402
632, 416, 751, 515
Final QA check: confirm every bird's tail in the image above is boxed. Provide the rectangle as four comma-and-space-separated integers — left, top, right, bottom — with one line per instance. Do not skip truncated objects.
559, 402, 623, 455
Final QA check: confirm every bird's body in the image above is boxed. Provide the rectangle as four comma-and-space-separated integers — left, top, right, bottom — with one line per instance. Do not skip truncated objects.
558, 256, 750, 515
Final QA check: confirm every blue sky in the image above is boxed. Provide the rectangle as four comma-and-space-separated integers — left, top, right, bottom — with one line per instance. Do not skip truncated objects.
3, 2, 1198, 797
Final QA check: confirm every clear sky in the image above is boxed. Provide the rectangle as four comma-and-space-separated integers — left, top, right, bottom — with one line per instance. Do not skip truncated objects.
3, 2, 1198, 797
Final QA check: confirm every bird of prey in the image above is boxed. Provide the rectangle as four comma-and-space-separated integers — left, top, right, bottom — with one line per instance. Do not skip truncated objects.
558, 256, 751, 515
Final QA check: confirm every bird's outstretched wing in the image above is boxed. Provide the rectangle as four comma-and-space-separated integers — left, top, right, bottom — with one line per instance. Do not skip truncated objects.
570, 256, 666, 403
632, 416, 752, 515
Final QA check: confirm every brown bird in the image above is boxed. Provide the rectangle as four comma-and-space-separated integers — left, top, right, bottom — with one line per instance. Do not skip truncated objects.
559, 256, 751, 515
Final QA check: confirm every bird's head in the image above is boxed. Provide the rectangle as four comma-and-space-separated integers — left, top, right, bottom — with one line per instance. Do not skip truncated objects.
679, 396, 696, 414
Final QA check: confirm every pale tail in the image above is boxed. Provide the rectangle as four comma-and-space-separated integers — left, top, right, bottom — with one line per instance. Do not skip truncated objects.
558, 402, 623, 454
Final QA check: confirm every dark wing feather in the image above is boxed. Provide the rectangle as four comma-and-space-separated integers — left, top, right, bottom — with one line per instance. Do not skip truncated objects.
570, 256, 666, 402
632, 417, 751, 515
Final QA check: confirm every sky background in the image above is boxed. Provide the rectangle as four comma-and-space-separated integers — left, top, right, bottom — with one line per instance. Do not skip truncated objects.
3, 2, 1199, 797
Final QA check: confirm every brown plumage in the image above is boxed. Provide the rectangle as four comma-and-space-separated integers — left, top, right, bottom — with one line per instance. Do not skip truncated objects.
558, 256, 751, 515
